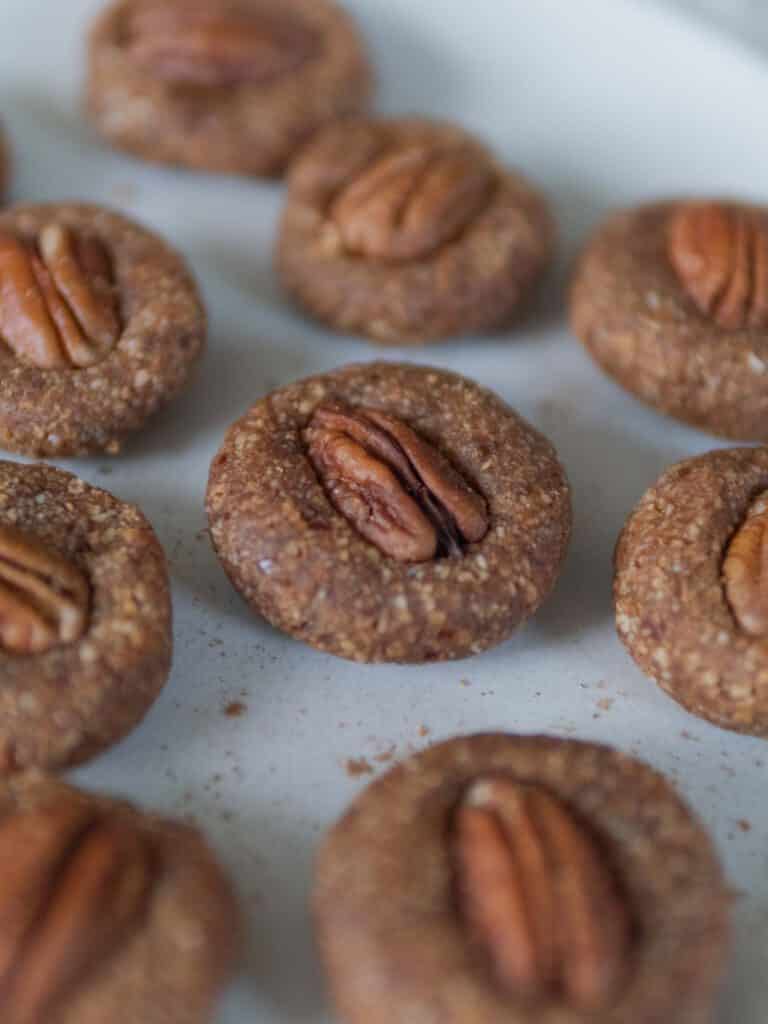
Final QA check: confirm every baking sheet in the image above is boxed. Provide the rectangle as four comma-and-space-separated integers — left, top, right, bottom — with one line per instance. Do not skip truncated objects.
0, 1, 765, 1020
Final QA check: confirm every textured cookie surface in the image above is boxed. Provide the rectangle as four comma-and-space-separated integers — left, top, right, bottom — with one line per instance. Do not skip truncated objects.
615, 446, 768, 734
206, 362, 571, 663
570, 199, 768, 440
278, 118, 553, 343
315, 733, 730, 1024
0, 460, 172, 771
0, 202, 204, 456
86, 0, 373, 176
0, 772, 239, 1024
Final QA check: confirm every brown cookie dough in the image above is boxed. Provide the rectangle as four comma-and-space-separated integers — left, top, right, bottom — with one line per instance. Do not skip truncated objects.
314, 733, 730, 1024
85, 0, 373, 177
0, 772, 239, 1023
277, 118, 554, 344
0, 460, 172, 772
570, 198, 768, 440
0, 202, 204, 456
615, 446, 768, 735
206, 362, 571, 663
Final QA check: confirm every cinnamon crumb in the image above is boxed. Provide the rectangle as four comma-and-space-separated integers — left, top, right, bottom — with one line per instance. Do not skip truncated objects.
346, 757, 374, 777
374, 746, 396, 764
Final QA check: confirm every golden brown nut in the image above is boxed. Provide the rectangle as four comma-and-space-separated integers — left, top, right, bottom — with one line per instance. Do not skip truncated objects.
0, 224, 119, 370
454, 778, 630, 1011
304, 403, 488, 562
0, 524, 90, 654
668, 201, 768, 330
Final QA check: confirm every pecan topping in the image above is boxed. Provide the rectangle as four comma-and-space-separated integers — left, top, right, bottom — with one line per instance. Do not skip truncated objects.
330, 144, 495, 262
0, 224, 120, 369
127, 2, 318, 87
0, 803, 153, 1023
668, 201, 768, 330
453, 778, 631, 1010
723, 491, 768, 636
0, 525, 90, 655
305, 403, 488, 563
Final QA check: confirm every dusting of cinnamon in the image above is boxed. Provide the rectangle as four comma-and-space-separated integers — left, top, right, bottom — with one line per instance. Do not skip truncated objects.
224, 701, 247, 718
345, 757, 374, 777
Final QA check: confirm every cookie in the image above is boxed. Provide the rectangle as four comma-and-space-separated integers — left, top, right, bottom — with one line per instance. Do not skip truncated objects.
277, 118, 554, 343
0, 202, 205, 456
314, 733, 730, 1024
206, 362, 571, 663
86, 0, 373, 177
571, 199, 768, 440
0, 460, 172, 772
615, 446, 768, 735
0, 772, 239, 1024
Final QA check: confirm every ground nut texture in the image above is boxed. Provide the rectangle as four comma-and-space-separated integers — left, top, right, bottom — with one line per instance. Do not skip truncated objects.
0, 773, 239, 1024
85, 0, 373, 177
570, 200, 768, 441
314, 733, 730, 1024
0, 203, 204, 457
277, 118, 554, 344
615, 447, 768, 735
206, 363, 571, 664
0, 461, 172, 771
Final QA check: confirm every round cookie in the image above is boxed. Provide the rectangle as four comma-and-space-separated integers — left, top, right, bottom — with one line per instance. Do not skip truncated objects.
615, 446, 768, 735
571, 198, 768, 440
0, 772, 239, 1024
0, 460, 172, 772
85, 0, 373, 177
0, 202, 205, 456
206, 362, 571, 663
277, 118, 554, 343
314, 733, 730, 1024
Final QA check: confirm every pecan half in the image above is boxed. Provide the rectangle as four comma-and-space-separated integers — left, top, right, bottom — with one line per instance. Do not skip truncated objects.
453, 778, 631, 1011
305, 403, 488, 562
668, 201, 768, 330
127, 2, 318, 87
723, 491, 768, 636
330, 144, 495, 262
0, 224, 120, 369
0, 525, 90, 655
0, 804, 153, 1023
